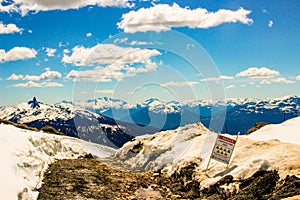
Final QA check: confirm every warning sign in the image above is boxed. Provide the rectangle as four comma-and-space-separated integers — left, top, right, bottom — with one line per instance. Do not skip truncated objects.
211, 135, 236, 164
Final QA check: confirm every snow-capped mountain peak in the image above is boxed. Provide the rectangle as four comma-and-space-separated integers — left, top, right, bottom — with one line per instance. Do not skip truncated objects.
0, 101, 134, 148
140, 98, 181, 113
0, 102, 75, 124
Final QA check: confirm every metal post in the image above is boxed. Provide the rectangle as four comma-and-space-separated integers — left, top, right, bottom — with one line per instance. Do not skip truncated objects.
205, 132, 219, 174
227, 132, 240, 168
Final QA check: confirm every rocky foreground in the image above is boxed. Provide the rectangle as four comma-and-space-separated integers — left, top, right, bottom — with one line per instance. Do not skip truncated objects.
37, 156, 300, 200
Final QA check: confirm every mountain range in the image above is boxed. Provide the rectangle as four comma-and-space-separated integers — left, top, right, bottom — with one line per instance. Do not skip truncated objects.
77, 95, 300, 134
0, 95, 299, 148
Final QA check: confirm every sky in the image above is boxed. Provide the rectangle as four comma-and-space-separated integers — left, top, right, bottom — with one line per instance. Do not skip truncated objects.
0, 0, 300, 106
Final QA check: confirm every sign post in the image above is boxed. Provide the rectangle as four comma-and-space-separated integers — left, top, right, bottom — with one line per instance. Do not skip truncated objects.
205, 132, 239, 173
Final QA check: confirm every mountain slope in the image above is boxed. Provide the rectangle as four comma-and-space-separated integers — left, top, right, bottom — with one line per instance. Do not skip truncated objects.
246, 115, 300, 144
0, 123, 115, 200
114, 116, 300, 187
0, 102, 134, 148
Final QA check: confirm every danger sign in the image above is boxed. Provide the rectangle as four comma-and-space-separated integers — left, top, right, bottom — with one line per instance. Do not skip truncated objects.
211, 135, 237, 164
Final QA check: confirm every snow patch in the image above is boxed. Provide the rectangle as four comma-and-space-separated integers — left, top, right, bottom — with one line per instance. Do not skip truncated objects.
0, 124, 115, 200
115, 117, 300, 188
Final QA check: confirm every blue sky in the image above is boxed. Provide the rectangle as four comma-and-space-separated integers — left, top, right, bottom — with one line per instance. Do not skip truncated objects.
0, 0, 300, 105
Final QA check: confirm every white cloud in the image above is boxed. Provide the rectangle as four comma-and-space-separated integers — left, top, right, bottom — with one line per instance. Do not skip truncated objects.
95, 89, 114, 94
114, 38, 162, 46
0, 47, 37, 62
45, 48, 56, 57
63, 49, 70, 54
271, 77, 294, 84
65, 70, 78, 80
43, 82, 63, 87
63, 44, 160, 82
62, 44, 160, 66
59, 42, 69, 47
160, 81, 199, 87
296, 75, 300, 81
7, 73, 24, 80
118, 3, 253, 33
0, 0, 133, 16
114, 38, 128, 44
259, 79, 272, 85
7, 69, 61, 82
260, 77, 294, 85
86, 32, 92, 37
13, 81, 41, 88
24, 70, 62, 81
186, 43, 195, 50
66, 61, 158, 82
129, 41, 162, 46
236, 67, 280, 79
0, 22, 23, 34
130, 41, 151, 45
226, 84, 236, 90
12, 81, 63, 88
268, 20, 273, 28
201, 75, 233, 82
240, 84, 247, 87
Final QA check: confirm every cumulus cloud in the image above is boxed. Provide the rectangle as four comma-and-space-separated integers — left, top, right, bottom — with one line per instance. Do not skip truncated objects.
62, 44, 161, 66
66, 61, 158, 82
45, 48, 56, 57
24, 70, 61, 81
63, 44, 161, 82
0, 47, 37, 62
0, 22, 23, 34
226, 85, 236, 90
12, 81, 63, 88
268, 20, 273, 28
160, 81, 199, 87
296, 75, 300, 81
63, 49, 70, 54
201, 75, 233, 82
86, 32, 92, 37
260, 77, 294, 85
236, 67, 280, 79
7, 69, 61, 82
271, 77, 294, 84
259, 79, 272, 85
0, 0, 133, 16
7, 73, 24, 80
43, 82, 63, 87
118, 3, 253, 33
95, 89, 114, 94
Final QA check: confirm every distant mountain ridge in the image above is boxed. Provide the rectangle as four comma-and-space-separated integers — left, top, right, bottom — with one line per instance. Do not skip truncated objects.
1, 95, 299, 148
77, 95, 300, 134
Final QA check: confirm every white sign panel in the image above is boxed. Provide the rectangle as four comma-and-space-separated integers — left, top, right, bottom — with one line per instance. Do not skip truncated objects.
211, 135, 236, 164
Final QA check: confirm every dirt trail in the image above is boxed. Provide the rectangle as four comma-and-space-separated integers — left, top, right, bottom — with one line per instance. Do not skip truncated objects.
37, 156, 300, 200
